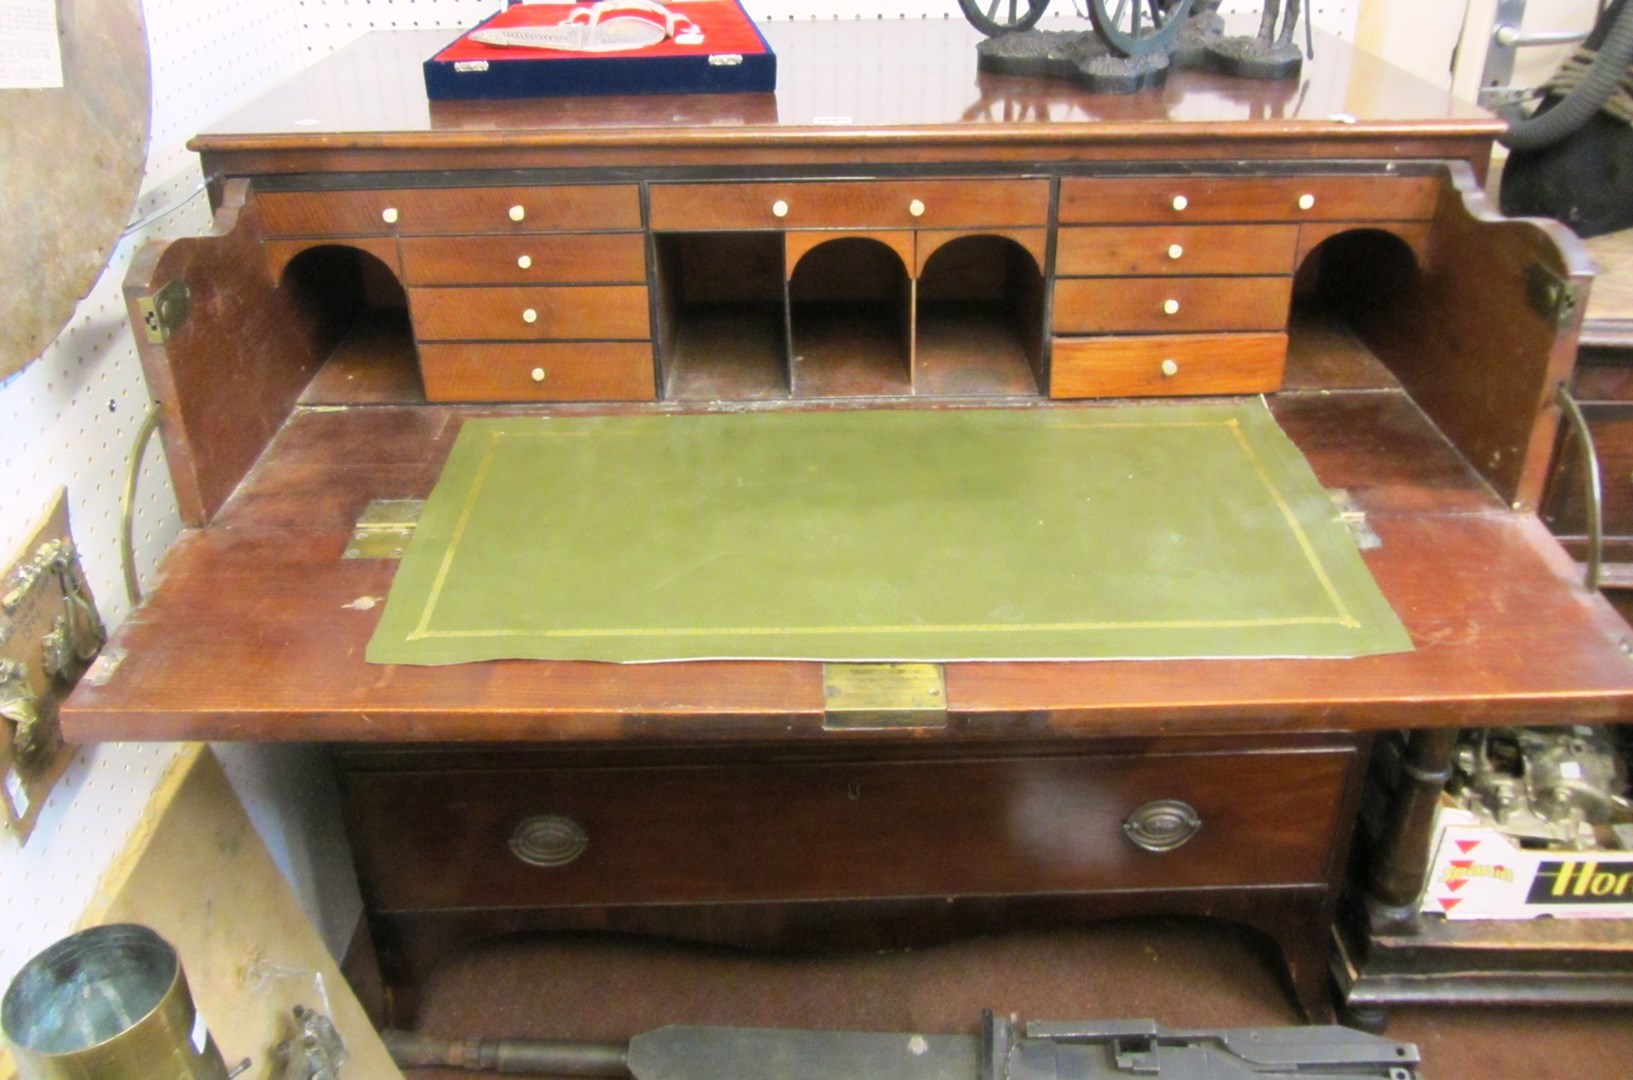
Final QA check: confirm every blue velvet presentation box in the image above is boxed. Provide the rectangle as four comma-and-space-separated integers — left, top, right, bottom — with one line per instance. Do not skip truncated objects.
424, 0, 776, 100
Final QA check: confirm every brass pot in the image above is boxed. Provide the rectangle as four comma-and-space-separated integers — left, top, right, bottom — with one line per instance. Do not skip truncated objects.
2, 924, 228, 1080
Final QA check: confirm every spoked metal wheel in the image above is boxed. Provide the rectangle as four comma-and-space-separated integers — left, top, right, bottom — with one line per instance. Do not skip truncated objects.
958, 0, 1053, 37
1089, 0, 1193, 56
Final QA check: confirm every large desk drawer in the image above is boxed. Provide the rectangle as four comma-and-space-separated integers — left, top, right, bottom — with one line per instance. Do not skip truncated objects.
1059, 175, 1440, 224
345, 749, 1353, 914
257, 184, 643, 237
648, 179, 1052, 231
410, 285, 651, 341
1053, 277, 1292, 334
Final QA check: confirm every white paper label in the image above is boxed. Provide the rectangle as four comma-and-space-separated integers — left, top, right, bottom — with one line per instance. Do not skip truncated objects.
0, 0, 64, 89
3, 767, 27, 819
1559, 761, 1585, 780
190, 1009, 208, 1054
455, 60, 490, 73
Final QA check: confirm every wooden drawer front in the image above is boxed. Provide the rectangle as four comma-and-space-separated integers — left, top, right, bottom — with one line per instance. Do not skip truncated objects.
1059, 175, 1440, 224
1053, 277, 1291, 334
648, 179, 1052, 231
1056, 225, 1298, 277
345, 749, 1351, 914
1051, 333, 1287, 398
419, 343, 656, 402
401, 234, 647, 286
410, 286, 651, 341
256, 185, 642, 237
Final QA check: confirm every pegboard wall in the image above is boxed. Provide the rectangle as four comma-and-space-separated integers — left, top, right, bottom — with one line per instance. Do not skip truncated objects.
3, 0, 1366, 997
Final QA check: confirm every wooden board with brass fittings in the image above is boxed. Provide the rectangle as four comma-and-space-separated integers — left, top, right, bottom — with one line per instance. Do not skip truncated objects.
0, 491, 106, 840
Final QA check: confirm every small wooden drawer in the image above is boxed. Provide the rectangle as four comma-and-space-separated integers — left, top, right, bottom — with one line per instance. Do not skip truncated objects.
256, 184, 642, 237
401, 233, 647, 286
1056, 225, 1299, 277
1051, 333, 1287, 398
409, 285, 651, 341
343, 749, 1352, 914
419, 343, 656, 402
648, 179, 1052, 231
1059, 175, 1440, 224
1053, 276, 1292, 334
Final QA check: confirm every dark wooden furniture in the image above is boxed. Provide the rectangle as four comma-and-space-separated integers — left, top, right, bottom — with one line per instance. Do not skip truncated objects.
59, 19, 1633, 1026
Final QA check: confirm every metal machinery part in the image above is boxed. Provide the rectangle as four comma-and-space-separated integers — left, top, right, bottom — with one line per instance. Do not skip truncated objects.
1448, 726, 1633, 848
273, 1005, 349, 1080
383, 1012, 1423, 1078
1480, 0, 1596, 117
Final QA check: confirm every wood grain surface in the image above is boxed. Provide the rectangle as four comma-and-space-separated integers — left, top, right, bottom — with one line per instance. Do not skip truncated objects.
58, 391, 1633, 744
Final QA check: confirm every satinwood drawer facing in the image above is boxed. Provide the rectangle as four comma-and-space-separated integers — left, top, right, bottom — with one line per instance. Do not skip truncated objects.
409, 285, 651, 341
344, 749, 1352, 914
1058, 175, 1440, 224
255, 184, 643, 237
647, 179, 1052, 231
418, 343, 657, 402
1053, 277, 1293, 334
400, 234, 647, 286
1050, 333, 1288, 399
1056, 225, 1300, 277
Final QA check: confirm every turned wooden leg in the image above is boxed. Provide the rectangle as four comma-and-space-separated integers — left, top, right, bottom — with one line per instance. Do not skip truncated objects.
1362, 729, 1460, 937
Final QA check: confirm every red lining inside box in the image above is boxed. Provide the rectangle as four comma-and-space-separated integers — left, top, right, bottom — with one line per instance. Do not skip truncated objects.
434, 1, 770, 63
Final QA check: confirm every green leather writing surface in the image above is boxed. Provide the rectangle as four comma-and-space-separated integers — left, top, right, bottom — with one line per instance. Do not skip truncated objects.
367, 402, 1412, 664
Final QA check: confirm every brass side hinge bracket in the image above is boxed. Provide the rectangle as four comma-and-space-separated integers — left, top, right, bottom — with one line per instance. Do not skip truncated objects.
1526, 262, 1582, 329
344, 499, 424, 559
822, 663, 948, 731
136, 279, 191, 344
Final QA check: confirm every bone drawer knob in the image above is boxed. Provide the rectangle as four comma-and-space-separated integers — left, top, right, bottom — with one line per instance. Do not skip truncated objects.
771, 199, 789, 218
381, 207, 399, 224
522, 308, 538, 324
1298, 193, 1317, 211
530, 367, 546, 383
908, 198, 926, 218
517, 254, 533, 269
1171, 195, 1189, 212
509, 204, 527, 222
1163, 299, 1181, 316
1160, 358, 1180, 378
1167, 243, 1184, 260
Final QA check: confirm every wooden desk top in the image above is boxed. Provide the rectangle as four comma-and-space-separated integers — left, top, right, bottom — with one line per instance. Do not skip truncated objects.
190, 19, 1501, 174
60, 384, 1633, 746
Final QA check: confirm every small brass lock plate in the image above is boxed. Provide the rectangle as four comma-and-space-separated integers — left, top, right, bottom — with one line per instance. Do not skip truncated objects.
135, 278, 190, 344
822, 663, 947, 731
343, 499, 424, 559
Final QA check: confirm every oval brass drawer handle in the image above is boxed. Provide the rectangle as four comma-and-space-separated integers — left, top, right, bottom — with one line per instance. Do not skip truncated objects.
510, 815, 589, 867
1123, 799, 1201, 853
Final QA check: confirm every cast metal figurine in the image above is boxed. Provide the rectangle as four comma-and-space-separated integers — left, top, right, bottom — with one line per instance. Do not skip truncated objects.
966, 0, 1309, 94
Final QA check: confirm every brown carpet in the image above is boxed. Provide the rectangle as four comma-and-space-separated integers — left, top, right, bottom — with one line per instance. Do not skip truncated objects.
399, 919, 1633, 1080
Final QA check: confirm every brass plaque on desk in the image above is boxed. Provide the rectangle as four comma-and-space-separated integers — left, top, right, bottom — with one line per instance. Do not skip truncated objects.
366, 401, 1411, 665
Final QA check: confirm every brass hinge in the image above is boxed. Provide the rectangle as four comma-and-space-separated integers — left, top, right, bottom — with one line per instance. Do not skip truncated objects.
343, 499, 424, 559
1526, 262, 1582, 329
822, 663, 948, 731
135, 279, 191, 344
